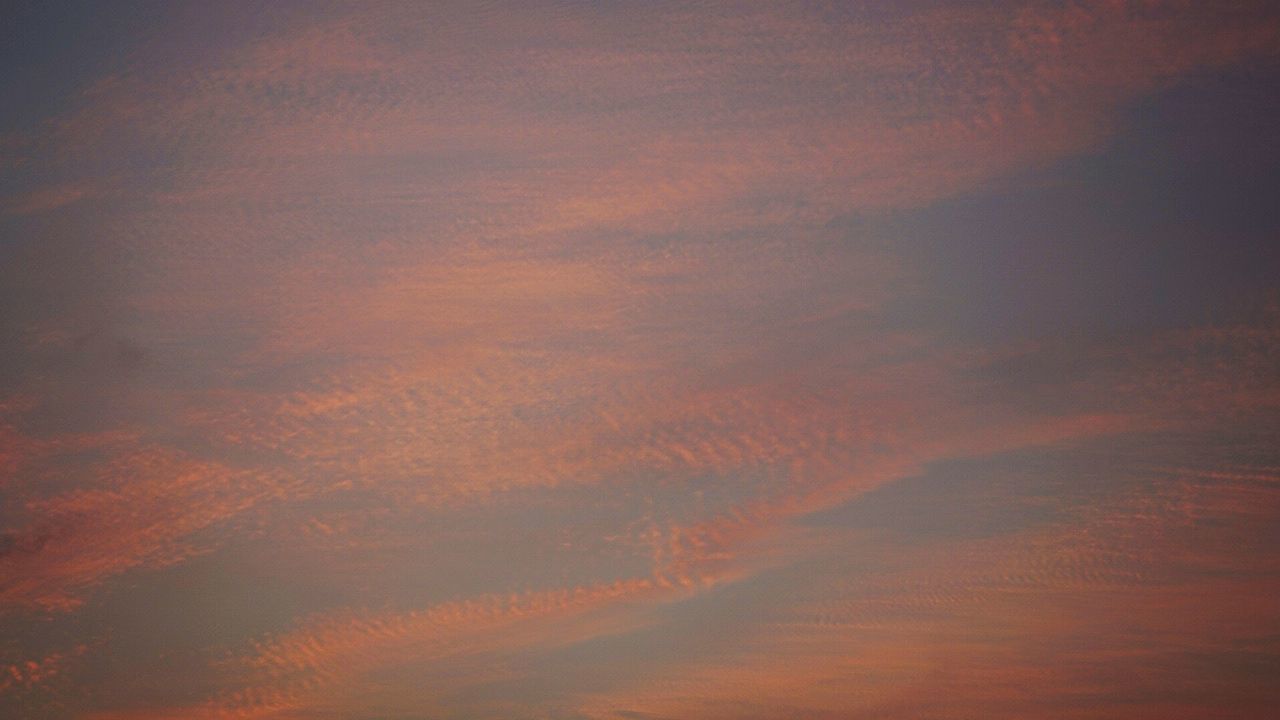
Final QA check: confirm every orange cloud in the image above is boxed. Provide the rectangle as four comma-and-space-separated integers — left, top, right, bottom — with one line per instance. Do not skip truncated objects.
0, 447, 292, 613
89, 578, 669, 720
575, 461, 1280, 719
2, 3, 1277, 717
0, 644, 87, 696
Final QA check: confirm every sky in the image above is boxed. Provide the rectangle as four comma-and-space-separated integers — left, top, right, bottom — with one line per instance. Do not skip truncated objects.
1, 1, 1279, 718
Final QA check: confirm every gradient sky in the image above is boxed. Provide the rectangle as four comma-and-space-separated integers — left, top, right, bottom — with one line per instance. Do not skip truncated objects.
2, 2, 1280, 718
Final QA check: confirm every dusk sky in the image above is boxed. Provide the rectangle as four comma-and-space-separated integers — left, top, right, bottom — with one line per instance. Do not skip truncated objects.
2, 2, 1280, 718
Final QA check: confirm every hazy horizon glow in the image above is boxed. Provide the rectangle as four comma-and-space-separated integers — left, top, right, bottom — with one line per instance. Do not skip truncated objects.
2, 2, 1279, 718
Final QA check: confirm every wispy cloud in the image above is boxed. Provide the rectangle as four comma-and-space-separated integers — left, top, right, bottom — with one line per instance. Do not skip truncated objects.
2, 1, 1278, 718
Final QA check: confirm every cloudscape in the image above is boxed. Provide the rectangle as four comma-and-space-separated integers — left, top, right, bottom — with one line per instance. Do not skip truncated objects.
2, 2, 1279, 718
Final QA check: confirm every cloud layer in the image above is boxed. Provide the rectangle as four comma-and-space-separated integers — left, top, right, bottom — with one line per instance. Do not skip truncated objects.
2, 1, 1279, 718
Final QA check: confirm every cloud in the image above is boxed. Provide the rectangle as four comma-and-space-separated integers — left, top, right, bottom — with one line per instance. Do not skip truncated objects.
0, 644, 88, 697
0, 447, 294, 613
2, 183, 93, 216
87, 577, 669, 720
573, 458, 1280, 719
1, 2, 1278, 717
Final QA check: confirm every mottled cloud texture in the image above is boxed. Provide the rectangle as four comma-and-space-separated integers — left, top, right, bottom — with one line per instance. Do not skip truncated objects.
2, 1, 1279, 718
